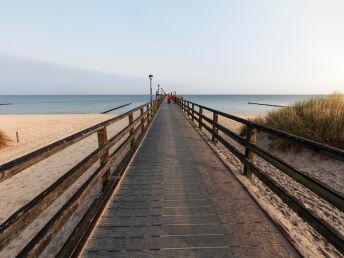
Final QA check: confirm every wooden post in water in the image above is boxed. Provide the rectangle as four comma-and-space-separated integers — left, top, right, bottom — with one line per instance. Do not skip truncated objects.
97, 127, 109, 184
199, 107, 203, 129
16, 131, 19, 143
129, 113, 134, 147
243, 127, 257, 180
212, 112, 218, 144
140, 107, 144, 132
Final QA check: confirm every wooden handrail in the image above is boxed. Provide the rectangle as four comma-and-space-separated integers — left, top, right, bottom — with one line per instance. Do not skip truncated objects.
175, 96, 344, 253
0, 96, 165, 256
179, 98, 344, 161
0, 102, 151, 183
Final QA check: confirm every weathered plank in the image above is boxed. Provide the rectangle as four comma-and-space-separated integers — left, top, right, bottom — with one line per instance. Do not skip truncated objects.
82, 103, 299, 257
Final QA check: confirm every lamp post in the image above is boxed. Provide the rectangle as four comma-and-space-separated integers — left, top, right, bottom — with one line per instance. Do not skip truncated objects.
148, 74, 153, 102
157, 84, 160, 99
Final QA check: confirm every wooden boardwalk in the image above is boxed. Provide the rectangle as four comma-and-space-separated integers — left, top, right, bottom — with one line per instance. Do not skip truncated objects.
82, 103, 299, 257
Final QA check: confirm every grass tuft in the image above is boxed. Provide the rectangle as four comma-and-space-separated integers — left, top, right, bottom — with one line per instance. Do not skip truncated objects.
241, 93, 344, 149
0, 130, 10, 149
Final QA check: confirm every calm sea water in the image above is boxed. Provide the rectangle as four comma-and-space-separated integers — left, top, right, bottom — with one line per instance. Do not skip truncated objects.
0, 95, 312, 115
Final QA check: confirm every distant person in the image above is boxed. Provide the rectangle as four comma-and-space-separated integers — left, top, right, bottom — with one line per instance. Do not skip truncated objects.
167, 93, 171, 104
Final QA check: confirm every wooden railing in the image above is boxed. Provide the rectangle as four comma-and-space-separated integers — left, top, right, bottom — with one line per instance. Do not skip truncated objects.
174, 97, 344, 253
0, 96, 164, 257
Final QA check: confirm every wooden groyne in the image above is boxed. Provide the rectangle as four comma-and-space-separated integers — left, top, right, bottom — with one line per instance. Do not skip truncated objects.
247, 102, 291, 108
101, 103, 132, 114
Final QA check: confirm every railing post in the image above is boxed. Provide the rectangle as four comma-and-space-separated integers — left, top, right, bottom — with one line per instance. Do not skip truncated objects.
212, 112, 218, 144
188, 102, 191, 117
199, 107, 203, 129
243, 126, 257, 180
153, 100, 156, 115
140, 107, 144, 132
97, 127, 109, 184
148, 103, 152, 121
129, 112, 134, 147
152, 101, 155, 118
192, 103, 195, 122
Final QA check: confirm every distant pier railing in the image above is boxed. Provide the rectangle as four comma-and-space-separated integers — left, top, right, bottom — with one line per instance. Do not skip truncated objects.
0, 97, 164, 257
174, 96, 344, 253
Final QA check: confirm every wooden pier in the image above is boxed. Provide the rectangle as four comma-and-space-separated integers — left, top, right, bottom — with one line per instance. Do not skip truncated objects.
81, 103, 299, 257
1, 96, 343, 257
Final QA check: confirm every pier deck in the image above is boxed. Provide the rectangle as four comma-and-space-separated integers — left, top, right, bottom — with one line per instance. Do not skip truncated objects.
82, 103, 298, 257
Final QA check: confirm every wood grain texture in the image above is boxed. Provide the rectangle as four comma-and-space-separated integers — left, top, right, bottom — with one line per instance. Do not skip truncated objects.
82, 103, 299, 257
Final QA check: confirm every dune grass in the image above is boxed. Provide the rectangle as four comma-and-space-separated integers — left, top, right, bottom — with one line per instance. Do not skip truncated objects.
241, 93, 344, 149
0, 130, 10, 149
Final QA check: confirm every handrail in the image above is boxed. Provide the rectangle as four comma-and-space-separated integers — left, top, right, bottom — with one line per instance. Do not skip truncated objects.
183, 99, 344, 161
0, 102, 149, 183
174, 96, 344, 253
0, 96, 165, 256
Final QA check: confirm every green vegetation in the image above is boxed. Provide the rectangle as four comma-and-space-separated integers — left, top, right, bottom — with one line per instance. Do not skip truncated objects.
241, 93, 344, 149
0, 130, 10, 149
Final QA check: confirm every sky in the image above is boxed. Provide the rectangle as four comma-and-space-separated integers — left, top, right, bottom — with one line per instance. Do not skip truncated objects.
0, 0, 344, 94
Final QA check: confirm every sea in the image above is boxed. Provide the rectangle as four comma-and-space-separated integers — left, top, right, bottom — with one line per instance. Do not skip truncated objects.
0, 95, 313, 115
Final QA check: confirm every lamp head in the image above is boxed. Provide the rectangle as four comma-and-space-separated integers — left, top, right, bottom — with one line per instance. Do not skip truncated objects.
148, 74, 153, 79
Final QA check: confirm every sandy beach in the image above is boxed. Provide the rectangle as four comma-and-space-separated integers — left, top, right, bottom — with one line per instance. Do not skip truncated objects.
0, 113, 131, 256
0, 114, 116, 164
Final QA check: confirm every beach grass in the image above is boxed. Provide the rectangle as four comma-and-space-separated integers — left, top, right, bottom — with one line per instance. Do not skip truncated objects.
0, 130, 10, 149
241, 93, 344, 149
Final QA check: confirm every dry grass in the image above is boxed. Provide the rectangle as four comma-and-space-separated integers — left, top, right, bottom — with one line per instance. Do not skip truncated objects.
0, 130, 10, 149
241, 93, 344, 149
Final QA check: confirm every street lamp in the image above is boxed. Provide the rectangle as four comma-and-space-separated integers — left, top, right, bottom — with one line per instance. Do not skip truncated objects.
157, 84, 160, 99
148, 74, 153, 102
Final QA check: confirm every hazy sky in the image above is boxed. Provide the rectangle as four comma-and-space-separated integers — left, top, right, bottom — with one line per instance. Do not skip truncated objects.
1, 0, 344, 94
